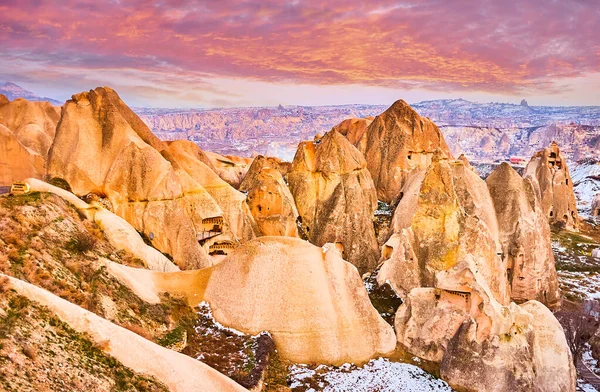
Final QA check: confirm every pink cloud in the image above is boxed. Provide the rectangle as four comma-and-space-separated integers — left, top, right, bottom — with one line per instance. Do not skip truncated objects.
0, 0, 598, 102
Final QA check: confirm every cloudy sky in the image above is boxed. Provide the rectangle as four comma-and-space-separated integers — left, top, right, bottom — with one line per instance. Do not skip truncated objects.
1, 0, 599, 108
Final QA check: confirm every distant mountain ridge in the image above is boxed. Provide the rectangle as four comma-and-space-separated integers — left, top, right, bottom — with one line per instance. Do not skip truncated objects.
0, 82, 62, 105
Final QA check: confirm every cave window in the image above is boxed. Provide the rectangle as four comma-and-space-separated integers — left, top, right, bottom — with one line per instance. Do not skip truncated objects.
566, 179, 569, 186
407, 152, 413, 160
571, 211, 576, 218
549, 211, 554, 217
258, 205, 262, 212
563, 214, 568, 221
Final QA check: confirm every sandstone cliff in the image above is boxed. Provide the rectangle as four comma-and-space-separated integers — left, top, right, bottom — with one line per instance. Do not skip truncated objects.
287, 130, 379, 273
486, 163, 560, 309
524, 141, 579, 231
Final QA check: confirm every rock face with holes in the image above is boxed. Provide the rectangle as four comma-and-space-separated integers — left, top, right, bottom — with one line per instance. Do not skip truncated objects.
201, 237, 396, 365
383, 153, 508, 303
47, 87, 220, 269
239, 155, 298, 237
0, 95, 60, 160
0, 124, 45, 185
287, 130, 379, 273
486, 162, 560, 309
523, 141, 579, 231
345, 100, 452, 203
166, 140, 257, 247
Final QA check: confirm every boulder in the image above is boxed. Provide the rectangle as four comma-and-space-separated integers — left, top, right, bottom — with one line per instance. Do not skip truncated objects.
523, 142, 579, 231
239, 155, 299, 237
0, 124, 45, 186
106, 237, 397, 365
0, 97, 60, 159
486, 162, 560, 309
47, 87, 216, 269
287, 130, 379, 273
354, 100, 453, 203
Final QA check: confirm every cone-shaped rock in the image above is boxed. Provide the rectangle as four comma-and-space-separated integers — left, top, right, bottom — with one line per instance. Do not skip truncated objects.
523, 142, 579, 231
47, 87, 216, 269
239, 155, 299, 237
287, 130, 379, 273
356, 100, 453, 203
385, 155, 508, 303
486, 162, 560, 309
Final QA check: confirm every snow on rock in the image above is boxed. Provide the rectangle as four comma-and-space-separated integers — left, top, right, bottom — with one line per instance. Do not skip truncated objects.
288, 358, 452, 392
570, 159, 600, 217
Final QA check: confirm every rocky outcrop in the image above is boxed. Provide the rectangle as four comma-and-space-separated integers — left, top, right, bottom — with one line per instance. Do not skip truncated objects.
524, 141, 579, 230
47, 87, 217, 269
166, 140, 258, 246
383, 154, 508, 303
102, 237, 396, 365
439, 300, 575, 392
0, 96, 60, 159
0, 93, 8, 106
287, 130, 379, 273
353, 100, 453, 203
0, 124, 45, 185
486, 163, 560, 309
239, 155, 298, 237
5, 275, 247, 392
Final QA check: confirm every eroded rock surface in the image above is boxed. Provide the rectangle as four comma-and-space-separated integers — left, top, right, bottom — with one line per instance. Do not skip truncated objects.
486, 162, 560, 309
287, 130, 379, 273
47, 87, 216, 269
0, 124, 45, 185
524, 141, 579, 230
352, 100, 453, 203
239, 155, 299, 237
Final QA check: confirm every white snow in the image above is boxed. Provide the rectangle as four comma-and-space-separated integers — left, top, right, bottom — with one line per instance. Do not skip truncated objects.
289, 358, 452, 392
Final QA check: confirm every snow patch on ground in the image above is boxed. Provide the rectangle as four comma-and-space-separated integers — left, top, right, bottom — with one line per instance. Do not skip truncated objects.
288, 358, 452, 392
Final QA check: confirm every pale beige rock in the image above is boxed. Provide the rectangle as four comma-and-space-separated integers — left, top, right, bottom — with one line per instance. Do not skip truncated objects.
524, 141, 579, 231
520, 301, 576, 392
205, 151, 253, 188
239, 155, 299, 237
486, 163, 560, 309
47, 87, 215, 269
355, 100, 453, 203
439, 300, 576, 392
26, 178, 179, 272
100, 237, 396, 366
0, 125, 44, 186
377, 230, 420, 298
287, 130, 380, 273
0, 97, 59, 159
4, 275, 247, 392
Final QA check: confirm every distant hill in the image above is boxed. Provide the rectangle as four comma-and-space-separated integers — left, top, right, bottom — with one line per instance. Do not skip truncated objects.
0, 82, 62, 105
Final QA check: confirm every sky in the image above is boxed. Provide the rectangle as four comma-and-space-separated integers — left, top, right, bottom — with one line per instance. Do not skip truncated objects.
0, 0, 599, 108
